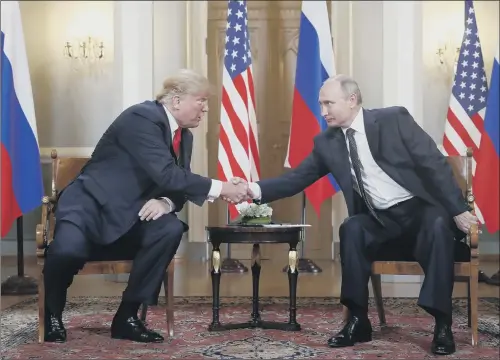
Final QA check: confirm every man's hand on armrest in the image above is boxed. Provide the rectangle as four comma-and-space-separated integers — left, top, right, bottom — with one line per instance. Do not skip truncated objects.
453, 211, 478, 234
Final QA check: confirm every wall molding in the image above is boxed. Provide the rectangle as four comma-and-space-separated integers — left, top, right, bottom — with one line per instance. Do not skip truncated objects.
40, 147, 94, 164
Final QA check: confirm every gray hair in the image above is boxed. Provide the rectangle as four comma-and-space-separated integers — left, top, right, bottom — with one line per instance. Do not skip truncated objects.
323, 74, 363, 105
156, 69, 212, 104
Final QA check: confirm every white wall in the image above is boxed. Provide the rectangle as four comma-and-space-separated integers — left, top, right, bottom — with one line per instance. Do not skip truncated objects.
2, 1, 114, 254
20, 1, 115, 148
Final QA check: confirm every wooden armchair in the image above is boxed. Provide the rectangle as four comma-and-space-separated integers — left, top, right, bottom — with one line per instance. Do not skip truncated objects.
35, 149, 175, 343
342, 149, 480, 346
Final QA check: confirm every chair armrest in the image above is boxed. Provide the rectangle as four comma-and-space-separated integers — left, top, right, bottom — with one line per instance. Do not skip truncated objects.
468, 223, 479, 260
35, 196, 53, 258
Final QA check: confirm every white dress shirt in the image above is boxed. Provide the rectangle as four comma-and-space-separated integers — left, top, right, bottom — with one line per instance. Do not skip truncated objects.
160, 105, 222, 213
249, 108, 413, 209
341, 108, 413, 209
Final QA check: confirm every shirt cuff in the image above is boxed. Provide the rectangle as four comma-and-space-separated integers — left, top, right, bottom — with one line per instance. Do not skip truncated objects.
160, 197, 175, 213
248, 182, 262, 200
207, 179, 223, 202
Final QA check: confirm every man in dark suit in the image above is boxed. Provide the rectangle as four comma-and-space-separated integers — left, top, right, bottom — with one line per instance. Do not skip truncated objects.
43, 69, 248, 343
241, 75, 477, 355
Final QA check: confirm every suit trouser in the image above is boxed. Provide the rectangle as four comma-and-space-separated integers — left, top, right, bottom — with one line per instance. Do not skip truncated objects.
43, 214, 184, 316
339, 197, 457, 318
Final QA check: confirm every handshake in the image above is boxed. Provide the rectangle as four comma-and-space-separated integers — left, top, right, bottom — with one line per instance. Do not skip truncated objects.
220, 177, 255, 204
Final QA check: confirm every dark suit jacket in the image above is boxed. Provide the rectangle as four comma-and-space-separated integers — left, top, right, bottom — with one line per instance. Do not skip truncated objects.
258, 106, 469, 220
56, 100, 211, 245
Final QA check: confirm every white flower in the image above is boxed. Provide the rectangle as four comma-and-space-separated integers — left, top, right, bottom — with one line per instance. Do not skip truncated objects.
236, 202, 273, 218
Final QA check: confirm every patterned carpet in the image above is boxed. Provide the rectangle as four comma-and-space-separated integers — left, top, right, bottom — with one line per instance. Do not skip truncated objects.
1, 296, 499, 359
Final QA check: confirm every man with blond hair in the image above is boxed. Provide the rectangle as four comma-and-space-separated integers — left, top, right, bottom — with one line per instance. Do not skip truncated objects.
42, 69, 248, 343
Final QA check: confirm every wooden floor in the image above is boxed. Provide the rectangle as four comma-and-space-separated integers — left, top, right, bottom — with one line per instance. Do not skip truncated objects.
1, 256, 499, 310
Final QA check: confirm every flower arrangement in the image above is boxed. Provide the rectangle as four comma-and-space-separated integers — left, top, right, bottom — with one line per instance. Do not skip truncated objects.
235, 202, 273, 225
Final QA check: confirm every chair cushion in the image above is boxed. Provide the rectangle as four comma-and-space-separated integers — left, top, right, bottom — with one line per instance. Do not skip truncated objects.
373, 239, 470, 262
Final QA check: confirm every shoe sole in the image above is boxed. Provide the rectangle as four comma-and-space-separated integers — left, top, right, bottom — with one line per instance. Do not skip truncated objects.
111, 334, 164, 343
431, 346, 456, 356
44, 338, 66, 343
328, 334, 372, 348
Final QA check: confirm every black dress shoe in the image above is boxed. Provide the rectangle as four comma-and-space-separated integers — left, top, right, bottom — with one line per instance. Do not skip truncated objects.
486, 269, 500, 286
111, 315, 164, 343
478, 270, 490, 283
431, 322, 456, 355
327, 316, 372, 347
44, 308, 67, 343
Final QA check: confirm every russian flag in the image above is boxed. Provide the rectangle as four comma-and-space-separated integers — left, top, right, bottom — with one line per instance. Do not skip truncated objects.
1, 1, 43, 237
284, 0, 340, 216
475, 47, 499, 233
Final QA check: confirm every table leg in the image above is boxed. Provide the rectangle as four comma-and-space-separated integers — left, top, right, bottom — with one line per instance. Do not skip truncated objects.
206, 240, 301, 332
208, 244, 223, 331
250, 244, 261, 325
256, 245, 301, 331
286, 247, 301, 330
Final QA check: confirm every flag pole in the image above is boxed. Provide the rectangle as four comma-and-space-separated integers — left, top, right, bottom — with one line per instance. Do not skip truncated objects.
220, 205, 248, 273
282, 192, 322, 273
1, 216, 38, 295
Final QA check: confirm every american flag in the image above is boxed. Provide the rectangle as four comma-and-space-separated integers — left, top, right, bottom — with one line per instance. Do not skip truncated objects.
217, 0, 260, 220
441, 0, 488, 223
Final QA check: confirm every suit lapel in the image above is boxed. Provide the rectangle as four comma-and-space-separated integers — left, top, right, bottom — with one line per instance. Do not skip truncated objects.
363, 109, 380, 160
179, 131, 192, 169
155, 101, 174, 146
156, 102, 182, 164
326, 129, 356, 213
363, 108, 406, 187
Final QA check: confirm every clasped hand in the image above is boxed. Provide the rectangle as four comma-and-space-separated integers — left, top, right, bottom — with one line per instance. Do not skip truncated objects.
220, 177, 254, 204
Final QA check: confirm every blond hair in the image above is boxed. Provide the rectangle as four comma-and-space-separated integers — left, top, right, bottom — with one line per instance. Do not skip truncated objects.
156, 69, 212, 104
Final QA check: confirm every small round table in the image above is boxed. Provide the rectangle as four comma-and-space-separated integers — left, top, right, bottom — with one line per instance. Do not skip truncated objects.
205, 225, 303, 332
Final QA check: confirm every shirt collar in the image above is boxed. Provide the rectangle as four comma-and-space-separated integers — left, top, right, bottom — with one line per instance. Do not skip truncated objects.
162, 104, 180, 134
341, 108, 365, 135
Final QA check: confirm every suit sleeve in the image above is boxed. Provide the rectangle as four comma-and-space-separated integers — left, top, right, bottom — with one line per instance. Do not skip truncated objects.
396, 107, 468, 216
117, 113, 212, 204
257, 143, 329, 204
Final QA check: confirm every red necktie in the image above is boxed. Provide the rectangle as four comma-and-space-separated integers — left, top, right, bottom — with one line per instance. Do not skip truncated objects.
173, 129, 181, 156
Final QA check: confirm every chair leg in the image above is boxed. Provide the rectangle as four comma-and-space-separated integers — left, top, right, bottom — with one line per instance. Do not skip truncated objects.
470, 266, 479, 347
38, 270, 45, 344
164, 261, 175, 337
371, 274, 386, 325
467, 278, 471, 328
140, 303, 148, 322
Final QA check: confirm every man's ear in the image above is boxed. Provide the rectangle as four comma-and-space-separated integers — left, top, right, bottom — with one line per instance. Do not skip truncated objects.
172, 95, 181, 110
349, 93, 357, 105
